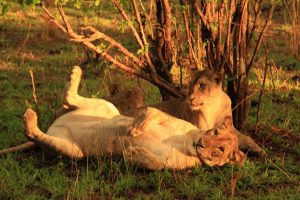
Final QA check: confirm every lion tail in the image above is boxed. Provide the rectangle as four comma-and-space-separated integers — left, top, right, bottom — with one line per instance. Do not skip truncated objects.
0, 141, 36, 155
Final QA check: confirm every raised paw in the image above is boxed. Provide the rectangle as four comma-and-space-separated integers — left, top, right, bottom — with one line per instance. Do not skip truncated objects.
70, 66, 82, 83
127, 126, 144, 137
63, 66, 83, 108
23, 109, 39, 139
68, 66, 82, 94
126, 108, 152, 137
127, 108, 167, 137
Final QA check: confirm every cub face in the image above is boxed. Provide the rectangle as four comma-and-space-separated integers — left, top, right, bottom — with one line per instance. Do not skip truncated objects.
195, 117, 245, 166
188, 70, 223, 110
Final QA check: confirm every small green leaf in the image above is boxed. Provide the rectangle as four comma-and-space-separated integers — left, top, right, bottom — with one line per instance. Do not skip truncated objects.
28, 0, 41, 5
74, 0, 81, 9
137, 48, 144, 56
94, 0, 101, 7
1, 4, 10, 16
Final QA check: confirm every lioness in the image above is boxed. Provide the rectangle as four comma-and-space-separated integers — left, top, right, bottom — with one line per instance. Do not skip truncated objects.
126, 70, 266, 157
4, 66, 244, 170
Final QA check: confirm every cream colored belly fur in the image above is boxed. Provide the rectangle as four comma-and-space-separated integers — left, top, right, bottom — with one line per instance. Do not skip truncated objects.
21, 66, 202, 170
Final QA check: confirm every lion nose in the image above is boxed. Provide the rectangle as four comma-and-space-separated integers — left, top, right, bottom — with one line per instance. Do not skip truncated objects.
189, 95, 195, 103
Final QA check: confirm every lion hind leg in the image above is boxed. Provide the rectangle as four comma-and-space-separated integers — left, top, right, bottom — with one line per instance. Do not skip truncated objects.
63, 66, 83, 109
24, 109, 84, 159
61, 67, 120, 117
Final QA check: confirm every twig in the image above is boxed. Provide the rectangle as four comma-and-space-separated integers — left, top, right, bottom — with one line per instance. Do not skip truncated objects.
20, 24, 32, 49
269, 60, 277, 91
96, 70, 108, 97
266, 158, 296, 182
230, 172, 241, 200
29, 70, 40, 126
232, 91, 258, 111
111, 0, 144, 49
29, 70, 37, 104
246, 4, 275, 75
77, 26, 145, 68
112, 0, 156, 74
182, 10, 200, 68
131, 0, 148, 48
130, 0, 155, 73
194, 2, 216, 41
255, 40, 269, 130
247, 0, 263, 45
161, 0, 172, 60
138, 0, 149, 19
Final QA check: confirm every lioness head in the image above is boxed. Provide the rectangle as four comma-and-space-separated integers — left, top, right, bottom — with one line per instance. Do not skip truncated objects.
196, 117, 245, 166
188, 70, 223, 110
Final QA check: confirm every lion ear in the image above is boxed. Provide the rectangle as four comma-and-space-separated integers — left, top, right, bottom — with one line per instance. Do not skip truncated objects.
108, 84, 121, 96
190, 68, 200, 79
223, 116, 233, 131
213, 71, 223, 85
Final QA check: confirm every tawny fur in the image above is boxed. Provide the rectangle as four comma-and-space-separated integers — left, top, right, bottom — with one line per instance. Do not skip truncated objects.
104, 83, 146, 116
1, 66, 245, 170
126, 70, 267, 157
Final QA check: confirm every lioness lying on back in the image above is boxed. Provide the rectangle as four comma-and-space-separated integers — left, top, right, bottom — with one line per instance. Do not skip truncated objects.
8, 66, 245, 170
125, 70, 266, 157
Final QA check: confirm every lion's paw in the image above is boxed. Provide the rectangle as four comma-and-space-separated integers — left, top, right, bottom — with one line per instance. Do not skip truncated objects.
63, 66, 83, 108
23, 109, 38, 138
71, 66, 82, 79
70, 66, 82, 81
127, 126, 144, 137
68, 66, 82, 94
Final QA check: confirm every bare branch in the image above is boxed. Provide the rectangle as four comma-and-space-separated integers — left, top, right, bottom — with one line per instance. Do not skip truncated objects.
247, 4, 275, 75
40, 3, 183, 98
255, 40, 269, 130
111, 0, 144, 49
131, 0, 148, 48
41, 3, 68, 35
162, 0, 172, 60
57, 5, 81, 39
183, 10, 200, 68
112, 0, 156, 74
130, 0, 156, 73
138, 0, 149, 20
247, 0, 263, 45
29, 70, 40, 126
194, 2, 216, 41
75, 26, 145, 68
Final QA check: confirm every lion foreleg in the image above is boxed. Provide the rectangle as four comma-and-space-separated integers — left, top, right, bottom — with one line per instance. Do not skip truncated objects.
233, 128, 267, 157
24, 109, 84, 159
127, 108, 172, 137
124, 144, 200, 170
124, 146, 164, 170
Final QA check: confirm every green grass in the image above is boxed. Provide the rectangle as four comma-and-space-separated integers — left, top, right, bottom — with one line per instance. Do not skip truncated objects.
0, 4, 300, 200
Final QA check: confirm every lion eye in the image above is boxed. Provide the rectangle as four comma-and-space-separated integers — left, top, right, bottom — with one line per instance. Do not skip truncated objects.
199, 83, 206, 90
218, 147, 224, 153
213, 129, 218, 135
